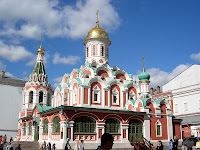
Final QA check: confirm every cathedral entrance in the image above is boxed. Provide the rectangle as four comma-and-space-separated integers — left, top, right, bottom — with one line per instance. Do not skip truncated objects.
128, 119, 143, 142
33, 122, 39, 141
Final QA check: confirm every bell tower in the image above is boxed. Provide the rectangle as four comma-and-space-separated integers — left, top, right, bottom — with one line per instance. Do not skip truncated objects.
83, 10, 111, 65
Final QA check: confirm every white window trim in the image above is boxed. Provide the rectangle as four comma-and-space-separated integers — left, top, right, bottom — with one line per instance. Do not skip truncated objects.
174, 103, 178, 113
156, 120, 162, 137
184, 102, 188, 111
73, 88, 77, 104
92, 86, 101, 104
129, 90, 135, 100
112, 88, 119, 105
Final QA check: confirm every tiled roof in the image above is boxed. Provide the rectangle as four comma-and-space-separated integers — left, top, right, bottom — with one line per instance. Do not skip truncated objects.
178, 115, 200, 125
0, 75, 26, 87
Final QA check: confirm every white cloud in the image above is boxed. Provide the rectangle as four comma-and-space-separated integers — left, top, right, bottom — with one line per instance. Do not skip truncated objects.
190, 52, 200, 62
0, 0, 120, 39
0, 40, 33, 62
146, 64, 190, 88
0, 61, 6, 71
53, 53, 81, 65
52, 76, 63, 88
134, 64, 190, 89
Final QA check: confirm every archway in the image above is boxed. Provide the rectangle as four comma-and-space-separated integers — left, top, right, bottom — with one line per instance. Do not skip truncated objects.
33, 121, 39, 141
128, 119, 143, 142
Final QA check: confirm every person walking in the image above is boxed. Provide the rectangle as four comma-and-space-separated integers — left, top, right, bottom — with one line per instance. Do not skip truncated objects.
47, 142, 51, 150
96, 133, 114, 150
15, 144, 21, 150
6, 142, 13, 150
10, 137, 13, 143
172, 135, 178, 150
78, 140, 84, 150
156, 140, 163, 150
52, 143, 56, 150
3, 135, 7, 144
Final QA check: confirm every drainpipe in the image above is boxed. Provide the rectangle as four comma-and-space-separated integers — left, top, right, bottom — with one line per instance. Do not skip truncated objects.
61, 107, 68, 142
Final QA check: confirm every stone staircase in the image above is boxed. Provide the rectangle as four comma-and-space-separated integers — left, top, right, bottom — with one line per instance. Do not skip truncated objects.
4, 141, 40, 150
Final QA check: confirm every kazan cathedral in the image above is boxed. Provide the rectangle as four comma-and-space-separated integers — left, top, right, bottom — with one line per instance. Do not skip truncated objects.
17, 16, 182, 149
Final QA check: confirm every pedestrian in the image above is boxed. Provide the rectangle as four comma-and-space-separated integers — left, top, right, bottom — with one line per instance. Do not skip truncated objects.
64, 142, 68, 150
10, 137, 13, 143
74, 141, 79, 150
78, 140, 84, 150
96, 133, 114, 150
47, 142, 51, 150
15, 144, 21, 150
6, 142, 13, 150
52, 143, 56, 150
172, 135, 178, 150
42, 141, 46, 150
3, 135, 7, 144
156, 140, 163, 150
0, 136, 2, 148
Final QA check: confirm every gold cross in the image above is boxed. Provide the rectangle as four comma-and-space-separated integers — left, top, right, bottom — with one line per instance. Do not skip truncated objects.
142, 57, 145, 72
96, 10, 99, 23
40, 36, 43, 48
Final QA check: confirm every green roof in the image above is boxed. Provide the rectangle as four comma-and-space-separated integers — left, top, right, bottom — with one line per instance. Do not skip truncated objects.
75, 77, 82, 86
58, 84, 62, 91
138, 71, 150, 81
139, 98, 150, 106
32, 62, 46, 75
33, 117, 40, 124
156, 99, 164, 104
124, 81, 133, 88
36, 104, 54, 113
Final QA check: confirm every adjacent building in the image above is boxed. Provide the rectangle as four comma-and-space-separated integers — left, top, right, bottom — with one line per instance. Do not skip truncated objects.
0, 71, 25, 140
163, 64, 200, 138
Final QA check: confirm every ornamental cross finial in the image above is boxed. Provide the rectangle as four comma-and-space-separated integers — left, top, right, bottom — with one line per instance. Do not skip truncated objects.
40, 36, 43, 48
96, 10, 99, 27
142, 57, 145, 72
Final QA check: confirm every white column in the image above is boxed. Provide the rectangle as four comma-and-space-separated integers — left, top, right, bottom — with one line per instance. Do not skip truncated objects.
143, 115, 151, 140
43, 93, 47, 106
121, 123, 129, 142
32, 125, 35, 141
68, 121, 74, 141
166, 110, 173, 140
81, 87, 84, 106
88, 88, 91, 106
60, 121, 66, 141
108, 89, 111, 107
96, 123, 105, 142
39, 124, 43, 141
48, 123, 53, 141
120, 89, 123, 109
102, 89, 105, 108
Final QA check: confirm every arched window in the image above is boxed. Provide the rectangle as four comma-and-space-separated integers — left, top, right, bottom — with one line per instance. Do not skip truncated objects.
73, 88, 77, 104
74, 116, 96, 133
101, 46, 104, 56
93, 86, 100, 103
29, 91, 33, 103
105, 118, 120, 134
128, 119, 143, 142
43, 119, 48, 134
112, 88, 119, 105
23, 123, 26, 135
156, 120, 162, 137
39, 91, 43, 103
28, 122, 32, 135
47, 93, 51, 106
52, 116, 60, 133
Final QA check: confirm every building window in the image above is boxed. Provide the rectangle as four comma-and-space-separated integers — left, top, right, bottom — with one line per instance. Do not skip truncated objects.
129, 91, 135, 100
105, 118, 120, 134
184, 102, 188, 111
112, 88, 119, 105
73, 88, 77, 104
43, 119, 48, 134
29, 91, 33, 103
86, 47, 89, 57
23, 123, 26, 135
156, 120, 162, 137
101, 46, 104, 56
47, 93, 51, 106
93, 86, 100, 103
52, 116, 60, 133
174, 104, 178, 113
74, 116, 96, 133
39, 91, 43, 103
28, 122, 32, 135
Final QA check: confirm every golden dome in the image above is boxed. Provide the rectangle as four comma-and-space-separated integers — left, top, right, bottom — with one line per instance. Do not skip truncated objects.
37, 46, 44, 54
83, 22, 111, 45
37, 37, 44, 54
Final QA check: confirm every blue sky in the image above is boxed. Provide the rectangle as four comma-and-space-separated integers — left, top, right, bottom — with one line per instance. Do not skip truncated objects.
0, 0, 200, 89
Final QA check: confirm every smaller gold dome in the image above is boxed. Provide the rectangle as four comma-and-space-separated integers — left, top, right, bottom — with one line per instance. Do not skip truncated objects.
83, 23, 111, 45
37, 46, 44, 54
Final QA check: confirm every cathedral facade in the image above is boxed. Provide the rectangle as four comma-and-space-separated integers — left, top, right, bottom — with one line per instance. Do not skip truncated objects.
17, 18, 181, 149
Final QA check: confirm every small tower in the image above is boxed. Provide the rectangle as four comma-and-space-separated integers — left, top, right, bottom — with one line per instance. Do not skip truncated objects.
138, 57, 150, 95
21, 38, 53, 116
83, 10, 111, 65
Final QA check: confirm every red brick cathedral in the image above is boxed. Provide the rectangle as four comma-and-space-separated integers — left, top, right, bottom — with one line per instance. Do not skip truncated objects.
17, 15, 181, 149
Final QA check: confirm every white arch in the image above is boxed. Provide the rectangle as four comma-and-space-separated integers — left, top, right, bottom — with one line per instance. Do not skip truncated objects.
70, 69, 79, 80
114, 69, 130, 80
88, 77, 107, 89
96, 66, 112, 77
78, 66, 95, 79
